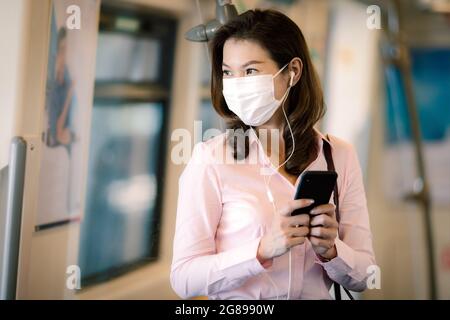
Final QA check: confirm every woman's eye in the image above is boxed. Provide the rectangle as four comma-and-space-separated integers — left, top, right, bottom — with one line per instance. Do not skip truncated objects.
222, 70, 232, 76
246, 68, 258, 75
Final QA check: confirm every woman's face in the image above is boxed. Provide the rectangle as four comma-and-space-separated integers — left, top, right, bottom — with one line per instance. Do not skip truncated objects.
222, 38, 290, 101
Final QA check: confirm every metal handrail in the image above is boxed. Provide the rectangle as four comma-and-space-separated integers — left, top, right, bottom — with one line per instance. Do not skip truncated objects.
0, 137, 27, 300
382, 0, 437, 300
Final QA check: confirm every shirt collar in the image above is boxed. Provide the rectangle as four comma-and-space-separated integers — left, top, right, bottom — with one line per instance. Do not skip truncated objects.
248, 127, 259, 146
248, 126, 334, 150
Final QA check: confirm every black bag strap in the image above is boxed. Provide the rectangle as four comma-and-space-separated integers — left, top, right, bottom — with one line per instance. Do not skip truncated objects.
322, 136, 340, 223
322, 135, 354, 301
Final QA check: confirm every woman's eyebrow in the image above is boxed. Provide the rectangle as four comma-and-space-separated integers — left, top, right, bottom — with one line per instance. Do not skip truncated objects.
222, 60, 264, 68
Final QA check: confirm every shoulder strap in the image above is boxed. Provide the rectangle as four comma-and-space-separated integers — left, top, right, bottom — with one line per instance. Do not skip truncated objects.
323, 135, 342, 300
322, 134, 354, 301
322, 135, 340, 223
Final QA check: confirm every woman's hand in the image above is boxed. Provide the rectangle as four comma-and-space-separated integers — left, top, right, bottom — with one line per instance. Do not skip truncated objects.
309, 203, 338, 260
257, 199, 313, 266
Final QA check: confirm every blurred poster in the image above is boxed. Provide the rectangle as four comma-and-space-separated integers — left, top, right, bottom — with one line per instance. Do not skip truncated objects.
322, 0, 380, 176
384, 48, 450, 204
36, 0, 100, 230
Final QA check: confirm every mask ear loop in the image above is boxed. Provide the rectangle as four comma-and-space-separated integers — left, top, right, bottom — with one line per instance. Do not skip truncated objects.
272, 62, 290, 79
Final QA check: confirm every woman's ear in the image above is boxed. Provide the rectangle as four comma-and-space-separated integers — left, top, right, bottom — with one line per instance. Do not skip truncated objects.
289, 57, 303, 86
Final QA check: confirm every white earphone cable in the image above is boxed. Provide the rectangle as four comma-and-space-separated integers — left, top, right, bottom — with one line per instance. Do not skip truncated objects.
256, 77, 295, 300
287, 248, 292, 299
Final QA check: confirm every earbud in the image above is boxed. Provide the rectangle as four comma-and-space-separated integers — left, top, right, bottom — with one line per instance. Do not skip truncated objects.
289, 71, 295, 87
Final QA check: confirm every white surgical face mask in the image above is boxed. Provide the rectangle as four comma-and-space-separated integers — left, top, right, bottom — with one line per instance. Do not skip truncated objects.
222, 63, 291, 126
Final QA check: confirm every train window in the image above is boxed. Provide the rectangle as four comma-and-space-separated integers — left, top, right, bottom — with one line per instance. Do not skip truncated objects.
95, 33, 161, 82
78, 3, 176, 286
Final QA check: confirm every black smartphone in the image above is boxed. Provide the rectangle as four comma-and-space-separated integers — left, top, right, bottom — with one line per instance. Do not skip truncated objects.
291, 170, 337, 216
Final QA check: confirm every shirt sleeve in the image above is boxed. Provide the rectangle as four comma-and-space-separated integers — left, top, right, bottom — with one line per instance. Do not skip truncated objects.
317, 143, 376, 292
170, 142, 266, 299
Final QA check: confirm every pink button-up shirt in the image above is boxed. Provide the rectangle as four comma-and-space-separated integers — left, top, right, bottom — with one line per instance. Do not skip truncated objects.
170, 128, 375, 299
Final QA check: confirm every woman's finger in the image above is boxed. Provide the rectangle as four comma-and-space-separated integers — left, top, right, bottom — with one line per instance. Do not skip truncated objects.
288, 236, 306, 248
309, 236, 333, 250
310, 203, 336, 217
279, 199, 314, 216
287, 226, 309, 238
285, 213, 310, 227
310, 214, 338, 228
309, 226, 336, 239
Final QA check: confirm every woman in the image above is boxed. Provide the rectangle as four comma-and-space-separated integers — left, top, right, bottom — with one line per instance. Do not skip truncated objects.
48, 27, 75, 151
170, 9, 375, 300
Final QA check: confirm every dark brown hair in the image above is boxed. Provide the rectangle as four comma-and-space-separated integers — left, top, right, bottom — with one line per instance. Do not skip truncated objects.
210, 9, 326, 175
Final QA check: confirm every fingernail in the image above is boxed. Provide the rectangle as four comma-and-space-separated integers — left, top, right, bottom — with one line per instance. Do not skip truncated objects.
308, 199, 315, 204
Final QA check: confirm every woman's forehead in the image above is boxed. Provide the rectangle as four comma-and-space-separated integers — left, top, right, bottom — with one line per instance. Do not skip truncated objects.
223, 38, 272, 67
